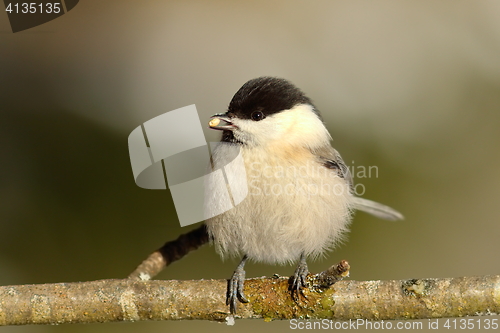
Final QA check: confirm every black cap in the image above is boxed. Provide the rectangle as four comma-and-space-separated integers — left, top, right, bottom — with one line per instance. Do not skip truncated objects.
227, 77, 318, 120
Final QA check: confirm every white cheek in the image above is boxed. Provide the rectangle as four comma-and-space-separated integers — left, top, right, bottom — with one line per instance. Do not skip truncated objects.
232, 118, 280, 145
231, 104, 331, 149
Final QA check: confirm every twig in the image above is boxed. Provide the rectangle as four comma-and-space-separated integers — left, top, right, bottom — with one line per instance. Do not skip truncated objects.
128, 224, 209, 280
314, 259, 350, 287
1, 273, 499, 326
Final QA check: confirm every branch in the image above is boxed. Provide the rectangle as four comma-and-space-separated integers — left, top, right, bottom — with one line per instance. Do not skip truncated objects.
1, 273, 499, 326
128, 224, 209, 280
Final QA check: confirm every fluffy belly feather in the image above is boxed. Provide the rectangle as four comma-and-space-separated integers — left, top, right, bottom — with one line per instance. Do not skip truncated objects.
206, 146, 353, 264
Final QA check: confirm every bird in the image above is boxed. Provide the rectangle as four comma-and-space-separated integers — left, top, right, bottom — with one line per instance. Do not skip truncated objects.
205, 76, 403, 314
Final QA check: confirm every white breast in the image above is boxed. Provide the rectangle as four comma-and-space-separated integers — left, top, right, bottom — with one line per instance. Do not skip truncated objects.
206, 144, 353, 264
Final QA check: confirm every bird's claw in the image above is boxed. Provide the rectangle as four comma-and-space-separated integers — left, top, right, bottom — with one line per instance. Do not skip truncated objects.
227, 265, 248, 314
290, 259, 309, 300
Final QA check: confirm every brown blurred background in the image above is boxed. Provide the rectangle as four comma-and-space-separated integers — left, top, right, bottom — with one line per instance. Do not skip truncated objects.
1, 1, 500, 332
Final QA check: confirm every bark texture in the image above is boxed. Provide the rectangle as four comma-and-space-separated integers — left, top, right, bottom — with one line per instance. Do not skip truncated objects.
1, 274, 499, 326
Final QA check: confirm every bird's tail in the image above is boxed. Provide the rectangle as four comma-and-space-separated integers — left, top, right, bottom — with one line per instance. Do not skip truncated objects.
351, 197, 404, 221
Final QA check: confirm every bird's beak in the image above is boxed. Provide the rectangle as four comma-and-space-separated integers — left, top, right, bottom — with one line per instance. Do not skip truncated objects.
208, 113, 237, 131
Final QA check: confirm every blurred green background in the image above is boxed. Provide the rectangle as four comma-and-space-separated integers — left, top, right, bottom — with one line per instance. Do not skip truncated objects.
1, 1, 500, 332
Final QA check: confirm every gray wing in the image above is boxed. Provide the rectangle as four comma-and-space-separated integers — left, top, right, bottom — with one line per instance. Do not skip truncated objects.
314, 145, 404, 221
315, 145, 354, 191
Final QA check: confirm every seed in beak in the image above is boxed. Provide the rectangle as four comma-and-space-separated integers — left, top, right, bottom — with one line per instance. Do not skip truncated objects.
209, 118, 221, 127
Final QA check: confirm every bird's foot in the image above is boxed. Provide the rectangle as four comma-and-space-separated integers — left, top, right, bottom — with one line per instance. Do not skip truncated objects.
290, 255, 309, 300
227, 257, 249, 314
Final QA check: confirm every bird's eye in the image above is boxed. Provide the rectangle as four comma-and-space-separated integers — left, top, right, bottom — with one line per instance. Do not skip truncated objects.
251, 111, 265, 121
